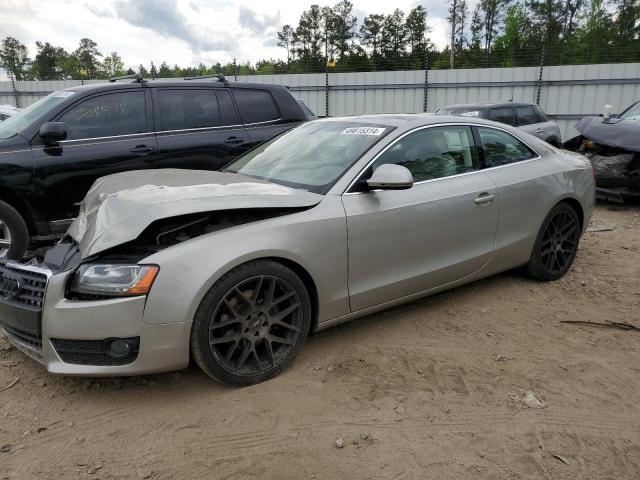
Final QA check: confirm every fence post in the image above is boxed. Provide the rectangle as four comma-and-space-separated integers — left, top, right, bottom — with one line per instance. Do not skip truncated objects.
423, 47, 430, 113
325, 64, 330, 117
233, 58, 237, 82
536, 44, 546, 105
9, 74, 19, 108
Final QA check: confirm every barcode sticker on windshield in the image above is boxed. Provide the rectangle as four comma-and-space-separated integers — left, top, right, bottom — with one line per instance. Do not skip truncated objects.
340, 127, 385, 136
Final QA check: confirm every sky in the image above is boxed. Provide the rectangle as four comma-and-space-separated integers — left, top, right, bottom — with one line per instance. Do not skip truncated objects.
0, 0, 456, 76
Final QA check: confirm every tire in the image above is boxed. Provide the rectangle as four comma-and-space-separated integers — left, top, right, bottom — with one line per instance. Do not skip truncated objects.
546, 137, 560, 148
526, 202, 581, 281
191, 260, 312, 386
0, 200, 29, 260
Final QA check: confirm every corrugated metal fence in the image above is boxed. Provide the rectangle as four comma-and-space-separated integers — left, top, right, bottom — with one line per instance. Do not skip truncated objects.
2, 63, 639, 141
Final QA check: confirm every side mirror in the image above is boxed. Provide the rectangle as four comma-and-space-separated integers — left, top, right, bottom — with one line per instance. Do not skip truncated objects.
39, 122, 67, 144
366, 164, 414, 190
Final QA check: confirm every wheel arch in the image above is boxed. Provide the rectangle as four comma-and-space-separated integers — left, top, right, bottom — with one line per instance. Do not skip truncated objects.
557, 196, 584, 231
185, 254, 321, 335
258, 256, 320, 335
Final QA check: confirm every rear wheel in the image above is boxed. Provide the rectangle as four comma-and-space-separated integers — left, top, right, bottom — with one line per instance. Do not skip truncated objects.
526, 202, 581, 281
0, 200, 28, 260
191, 260, 311, 386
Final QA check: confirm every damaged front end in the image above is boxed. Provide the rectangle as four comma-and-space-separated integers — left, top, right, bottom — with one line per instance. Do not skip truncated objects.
0, 169, 323, 374
565, 108, 640, 203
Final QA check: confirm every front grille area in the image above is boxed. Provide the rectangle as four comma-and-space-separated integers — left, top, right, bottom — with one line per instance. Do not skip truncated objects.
0, 262, 50, 355
51, 338, 140, 366
0, 263, 47, 309
2, 323, 42, 350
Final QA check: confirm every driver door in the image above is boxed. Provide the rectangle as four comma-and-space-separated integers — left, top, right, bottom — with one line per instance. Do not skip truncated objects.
342, 125, 500, 311
31, 89, 156, 231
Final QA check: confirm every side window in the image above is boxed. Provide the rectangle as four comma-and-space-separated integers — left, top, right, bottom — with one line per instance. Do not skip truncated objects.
488, 108, 516, 126
58, 91, 146, 140
515, 106, 539, 126
216, 91, 240, 126
478, 127, 536, 167
157, 89, 221, 131
372, 126, 478, 182
232, 90, 279, 124
534, 106, 548, 122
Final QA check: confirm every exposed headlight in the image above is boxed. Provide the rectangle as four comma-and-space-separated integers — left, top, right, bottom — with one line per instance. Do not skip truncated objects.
69, 264, 159, 297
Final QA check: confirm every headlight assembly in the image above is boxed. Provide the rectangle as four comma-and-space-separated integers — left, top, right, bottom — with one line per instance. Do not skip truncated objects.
69, 264, 159, 297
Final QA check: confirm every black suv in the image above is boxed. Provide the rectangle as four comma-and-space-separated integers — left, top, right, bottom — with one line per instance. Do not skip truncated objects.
0, 75, 314, 259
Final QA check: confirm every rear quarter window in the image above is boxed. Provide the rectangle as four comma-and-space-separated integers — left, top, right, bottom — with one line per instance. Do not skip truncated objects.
488, 107, 516, 126
534, 106, 548, 122
232, 90, 280, 124
478, 127, 537, 167
516, 106, 539, 126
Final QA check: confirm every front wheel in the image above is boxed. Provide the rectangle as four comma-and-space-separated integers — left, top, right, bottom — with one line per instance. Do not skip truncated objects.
526, 202, 581, 281
0, 200, 29, 260
191, 260, 312, 386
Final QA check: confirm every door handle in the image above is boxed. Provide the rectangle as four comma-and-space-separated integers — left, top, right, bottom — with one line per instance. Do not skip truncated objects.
535, 128, 545, 134
224, 136, 245, 145
474, 193, 496, 204
130, 145, 156, 154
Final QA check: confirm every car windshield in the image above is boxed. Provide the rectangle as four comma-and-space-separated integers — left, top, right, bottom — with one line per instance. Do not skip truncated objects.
620, 101, 640, 121
0, 91, 75, 139
224, 120, 393, 194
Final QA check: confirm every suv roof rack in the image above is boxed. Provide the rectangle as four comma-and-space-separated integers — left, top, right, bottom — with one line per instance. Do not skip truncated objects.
184, 73, 228, 84
109, 73, 145, 83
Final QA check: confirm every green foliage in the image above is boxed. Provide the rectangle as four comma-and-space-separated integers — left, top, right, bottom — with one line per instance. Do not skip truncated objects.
101, 52, 125, 78
0, 37, 30, 80
1, 0, 638, 83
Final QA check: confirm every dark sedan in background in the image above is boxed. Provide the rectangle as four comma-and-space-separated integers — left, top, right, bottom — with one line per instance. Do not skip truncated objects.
436, 102, 562, 147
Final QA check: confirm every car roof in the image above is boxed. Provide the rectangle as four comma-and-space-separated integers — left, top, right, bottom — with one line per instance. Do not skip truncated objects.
317, 113, 506, 130
441, 102, 538, 110
64, 79, 291, 94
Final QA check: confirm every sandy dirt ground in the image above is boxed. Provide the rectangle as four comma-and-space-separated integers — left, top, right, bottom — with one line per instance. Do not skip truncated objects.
0, 204, 639, 480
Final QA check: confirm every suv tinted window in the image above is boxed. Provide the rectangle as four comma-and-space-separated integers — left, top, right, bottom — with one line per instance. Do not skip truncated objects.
372, 126, 478, 182
216, 91, 240, 126
478, 127, 536, 167
233, 90, 279, 124
158, 89, 227, 131
488, 107, 515, 126
59, 91, 146, 140
515, 106, 539, 126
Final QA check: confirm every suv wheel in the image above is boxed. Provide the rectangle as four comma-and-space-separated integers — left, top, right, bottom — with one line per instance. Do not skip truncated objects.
526, 202, 581, 281
191, 260, 312, 386
0, 200, 29, 260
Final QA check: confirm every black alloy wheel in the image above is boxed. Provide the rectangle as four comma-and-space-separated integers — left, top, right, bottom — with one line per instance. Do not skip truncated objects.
191, 260, 311, 385
526, 202, 581, 281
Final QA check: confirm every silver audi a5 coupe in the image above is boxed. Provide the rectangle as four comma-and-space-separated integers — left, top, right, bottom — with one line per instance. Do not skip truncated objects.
0, 114, 595, 385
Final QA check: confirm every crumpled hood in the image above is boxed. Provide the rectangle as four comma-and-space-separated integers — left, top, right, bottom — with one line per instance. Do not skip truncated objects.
68, 169, 323, 258
575, 116, 640, 152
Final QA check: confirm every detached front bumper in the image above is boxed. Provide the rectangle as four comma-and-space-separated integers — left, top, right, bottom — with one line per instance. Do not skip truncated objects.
0, 262, 190, 376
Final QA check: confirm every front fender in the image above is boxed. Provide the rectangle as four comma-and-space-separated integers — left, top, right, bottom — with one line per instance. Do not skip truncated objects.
140, 195, 349, 327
